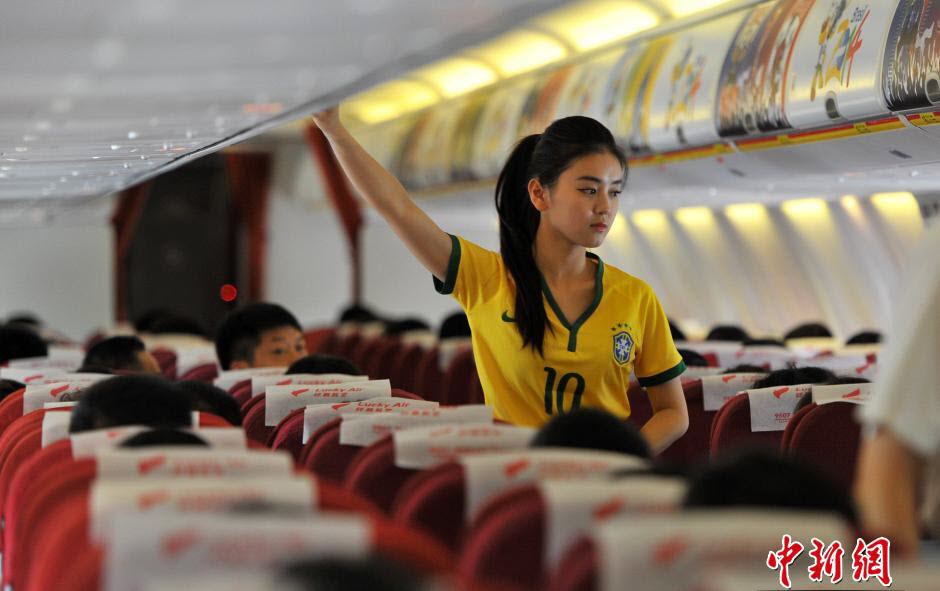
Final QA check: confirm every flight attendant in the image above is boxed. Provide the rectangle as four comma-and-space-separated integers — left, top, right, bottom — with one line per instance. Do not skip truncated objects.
313, 110, 688, 453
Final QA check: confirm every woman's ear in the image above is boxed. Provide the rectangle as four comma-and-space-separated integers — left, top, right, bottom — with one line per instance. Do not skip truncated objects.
528, 178, 550, 212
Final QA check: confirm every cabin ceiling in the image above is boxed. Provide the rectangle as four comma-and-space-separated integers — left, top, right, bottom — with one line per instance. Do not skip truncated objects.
0, 0, 580, 205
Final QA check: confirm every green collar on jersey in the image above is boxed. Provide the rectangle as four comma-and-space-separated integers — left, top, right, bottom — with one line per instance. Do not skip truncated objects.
539, 252, 604, 352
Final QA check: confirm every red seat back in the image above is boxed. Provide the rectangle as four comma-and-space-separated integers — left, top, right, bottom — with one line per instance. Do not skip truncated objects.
177, 362, 219, 383
781, 404, 814, 451
0, 389, 26, 441
344, 435, 417, 514
365, 337, 404, 381
390, 342, 427, 392
150, 348, 177, 379
269, 407, 306, 460
392, 462, 466, 551
241, 396, 274, 445
414, 346, 445, 403
708, 393, 782, 458
785, 401, 862, 490
657, 380, 716, 467
299, 419, 361, 484
304, 327, 336, 354
441, 348, 482, 405
545, 538, 598, 591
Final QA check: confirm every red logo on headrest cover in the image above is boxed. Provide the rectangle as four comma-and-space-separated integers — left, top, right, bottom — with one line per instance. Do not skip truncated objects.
138, 491, 171, 510
722, 375, 736, 383
138, 455, 167, 475
290, 388, 309, 397
504, 459, 530, 479
50, 384, 70, 397
653, 536, 689, 567
24, 374, 42, 383
161, 528, 201, 558
842, 389, 861, 400
773, 387, 789, 399
331, 402, 352, 411
277, 379, 293, 386
593, 498, 625, 521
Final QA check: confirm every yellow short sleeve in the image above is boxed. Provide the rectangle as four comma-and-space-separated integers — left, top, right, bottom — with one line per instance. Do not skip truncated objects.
433, 235, 503, 312
634, 287, 685, 387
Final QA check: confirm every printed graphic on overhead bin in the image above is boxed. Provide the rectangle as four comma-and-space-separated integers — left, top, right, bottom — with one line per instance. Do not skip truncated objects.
602, 39, 671, 154
553, 49, 622, 124
516, 65, 575, 136
398, 101, 466, 189
882, 0, 940, 112
471, 76, 539, 180
451, 91, 493, 183
716, 0, 816, 137
646, 10, 748, 152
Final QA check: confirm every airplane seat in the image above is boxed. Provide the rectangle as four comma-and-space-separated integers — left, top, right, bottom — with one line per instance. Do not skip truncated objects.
441, 348, 480, 405
0, 388, 27, 440
196, 411, 232, 427
414, 345, 445, 403
241, 396, 274, 445
785, 401, 862, 490
268, 406, 305, 460
177, 362, 218, 383
303, 326, 336, 354
780, 403, 814, 451
708, 393, 782, 458
300, 418, 361, 484
390, 341, 427, 392
545, 537, 597, 591
0, 423, 43, 521
350, 335, 385, 374
459, 485, 546, 590
365, 337, 404, 381
344, 434, 418, 514
230, 379, 253, 405
392, 462, 466, 551
391, 388, 426, 401
149, 348, 177, 380
239, 390, 265, 417
334, 332, 364, 361
22, 492, 95, 591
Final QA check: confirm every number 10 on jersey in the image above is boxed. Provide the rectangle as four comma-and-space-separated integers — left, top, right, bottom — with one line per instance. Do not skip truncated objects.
543, 367, 586, 414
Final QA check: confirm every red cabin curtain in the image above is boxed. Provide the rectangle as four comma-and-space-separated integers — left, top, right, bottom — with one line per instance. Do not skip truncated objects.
225, 152, 272, 302
111, 181, 152, 322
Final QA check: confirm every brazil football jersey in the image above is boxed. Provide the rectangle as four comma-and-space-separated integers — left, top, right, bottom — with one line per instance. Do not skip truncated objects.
434, 234, 685, 427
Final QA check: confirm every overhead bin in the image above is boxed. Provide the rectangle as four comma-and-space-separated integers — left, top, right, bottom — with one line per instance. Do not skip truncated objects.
646, 10, 748, 152
516, 66, 575, 136
470, 76, 539, 180
398, 102, 466, 189
716, 0, 816, 137
451, 92, 492, 183
602, 40, 671, 154
882, 0, 940, 112
786, 0, 900, 127
552, 49, 622, 123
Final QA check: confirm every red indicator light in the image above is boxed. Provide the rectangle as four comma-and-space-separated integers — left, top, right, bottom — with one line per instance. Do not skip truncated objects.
220, 284, 238, 302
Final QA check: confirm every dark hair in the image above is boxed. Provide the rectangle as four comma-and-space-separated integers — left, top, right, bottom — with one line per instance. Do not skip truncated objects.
668, 319, 686, 343
120, 428, 209, 448
794, 375, 871, 413
742, 338, 786, 348
722, 364, 768, 374
846, 330, 881, 345
133, 308, 173, 333
6, 312, 41, 327
383, 318, 430, 336
0, 379, 25, 403
706, 325, 750, 342
531, 407, 650, 460
338, 304, 380, 324
74, 364, 115, 375
496, 116, 626, 354
148, 314, 207, 338
677, 349, 709, 367
0, 325, 47, 364
215, 303, 302, 370
683, 449, 857, 526
176, 380, 242, 426
277, 556, 422, 591
68, 375, 192, 433
784, 322, 833, 340
439, 311, 471, 340
287, 354, 362, 376
753, 366, 836, 389
82, 336, 147, 372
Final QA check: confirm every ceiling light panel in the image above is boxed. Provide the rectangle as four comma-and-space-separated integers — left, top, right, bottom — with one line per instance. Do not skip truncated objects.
534, 1, 661, 51
466, 30, 569, 77
0, 0, 568, 202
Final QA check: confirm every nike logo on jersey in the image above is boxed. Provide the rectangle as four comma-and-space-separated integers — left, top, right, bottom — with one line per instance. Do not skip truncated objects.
501, 310, 515, 323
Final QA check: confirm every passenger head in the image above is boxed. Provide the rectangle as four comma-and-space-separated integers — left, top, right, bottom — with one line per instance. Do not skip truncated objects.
531, 408, 651, 460
277, 556, 423, 591
5, 312, 41, 328
668, 320, 686, 343
752, 366, 836, 389
706, 324, 750, 342
742, 337, 786, 348
119, 428, 209, 448
338, 304, 380, 325
793, 376, 871, 413
287, 354, 362, 376
722, 364, 769, 374
383, 317, 430, 336
678, 348, 709, 367
683, 450, 857, 526
82, 336, 160, 374
68, 375, 192, 433
0, 325, 47, 364
133, 308, 173, 333
784, 322, 833, 340
176, 380, 242, 426
0, 379, 24, 403
439, 311, 471, 340
846, 330, 881, 345
496, 116, 626, 354
215, 303, 306, 370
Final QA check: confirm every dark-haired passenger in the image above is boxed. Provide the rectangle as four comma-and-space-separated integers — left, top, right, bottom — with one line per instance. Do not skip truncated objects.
784, 322, 833, 340
69, 375, 192, 433
752, 366, 837, 390
677, 348, 709, 368
215, 303, 307, 370
82, 335, 160, 374
177, 381, 242, 426
287, 354, 362, 377
313, 110, 687, 453
0, 325, 47, 364
706, 324, 749, 342
532, 408, 651, 460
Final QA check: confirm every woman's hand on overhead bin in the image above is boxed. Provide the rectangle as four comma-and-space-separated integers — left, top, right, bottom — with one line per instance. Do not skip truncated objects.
311, 107, 341, 132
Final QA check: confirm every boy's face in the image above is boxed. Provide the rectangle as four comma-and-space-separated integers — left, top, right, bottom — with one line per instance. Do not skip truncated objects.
239, 325, 307, 369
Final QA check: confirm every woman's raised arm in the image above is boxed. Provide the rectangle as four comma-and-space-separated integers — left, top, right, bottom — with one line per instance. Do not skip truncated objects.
312, 108, 453, 282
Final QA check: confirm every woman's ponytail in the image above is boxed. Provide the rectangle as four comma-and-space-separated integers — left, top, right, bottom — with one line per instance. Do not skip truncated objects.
496, 134, 549, 354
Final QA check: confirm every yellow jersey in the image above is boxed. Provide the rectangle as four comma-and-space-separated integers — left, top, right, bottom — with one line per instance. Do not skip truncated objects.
434, 235, 685, 427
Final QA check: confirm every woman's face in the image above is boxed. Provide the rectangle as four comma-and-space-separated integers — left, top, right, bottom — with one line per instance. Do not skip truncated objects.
531, 151, 624, 249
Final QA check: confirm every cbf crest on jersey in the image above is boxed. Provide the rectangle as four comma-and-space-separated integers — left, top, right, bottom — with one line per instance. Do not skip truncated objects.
612, 324, 634, 365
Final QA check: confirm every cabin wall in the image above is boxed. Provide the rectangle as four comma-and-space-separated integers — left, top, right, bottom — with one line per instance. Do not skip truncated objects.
0, 223, 113, 340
